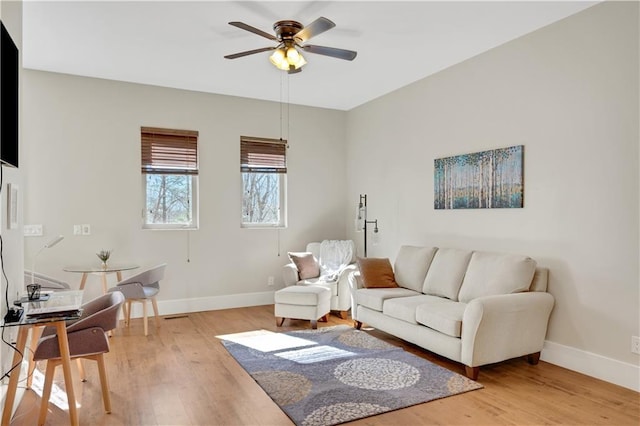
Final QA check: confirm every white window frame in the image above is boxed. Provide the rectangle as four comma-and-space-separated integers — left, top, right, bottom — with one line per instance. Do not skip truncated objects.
240, 136, 288, 229
241, 173, 287, 228
142, 173, 199, 230
141, 127, 199, 230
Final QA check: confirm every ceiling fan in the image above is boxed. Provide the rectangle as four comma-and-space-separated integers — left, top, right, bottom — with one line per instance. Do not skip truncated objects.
224, 17, 357, 74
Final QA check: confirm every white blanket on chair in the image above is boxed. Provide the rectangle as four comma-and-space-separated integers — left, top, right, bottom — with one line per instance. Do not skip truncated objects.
319, 240, 354, 281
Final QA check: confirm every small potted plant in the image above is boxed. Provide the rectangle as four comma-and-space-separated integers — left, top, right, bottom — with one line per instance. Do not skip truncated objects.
97, 249, 112, 269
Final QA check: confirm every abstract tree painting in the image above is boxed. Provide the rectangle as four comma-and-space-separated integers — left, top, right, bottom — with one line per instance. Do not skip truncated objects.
434, 145, 524, 209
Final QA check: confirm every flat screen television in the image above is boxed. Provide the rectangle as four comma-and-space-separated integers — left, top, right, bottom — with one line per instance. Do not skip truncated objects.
0, 20, 19, 168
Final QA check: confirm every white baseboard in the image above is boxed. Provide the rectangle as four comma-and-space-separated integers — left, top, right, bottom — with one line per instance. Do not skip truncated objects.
125, 290, 276, 319
542, 340, 640, 392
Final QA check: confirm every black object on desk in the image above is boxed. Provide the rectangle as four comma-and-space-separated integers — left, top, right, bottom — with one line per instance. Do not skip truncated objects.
3, 307, 23, 324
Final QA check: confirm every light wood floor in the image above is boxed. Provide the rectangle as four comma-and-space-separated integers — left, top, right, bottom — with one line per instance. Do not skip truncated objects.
10, 305, 640, 425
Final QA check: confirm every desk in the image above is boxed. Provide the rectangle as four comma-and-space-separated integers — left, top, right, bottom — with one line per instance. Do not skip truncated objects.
2, 291, 83, 426
63, 264, 139, 294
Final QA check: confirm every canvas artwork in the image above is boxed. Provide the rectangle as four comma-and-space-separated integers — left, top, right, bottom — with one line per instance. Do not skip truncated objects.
434, 145, 524, 209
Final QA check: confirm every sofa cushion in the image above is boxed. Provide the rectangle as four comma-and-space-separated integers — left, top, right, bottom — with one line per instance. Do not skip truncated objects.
422, 248, 473, 301
382, 295, 447, 324
415, 300, 467, 338
288, 252, 320, 280
393, 246, 437, 292
357, 257, 398, 288
355, 287, 419, 312
458, 251, 537, 303
297, 279, 338, 296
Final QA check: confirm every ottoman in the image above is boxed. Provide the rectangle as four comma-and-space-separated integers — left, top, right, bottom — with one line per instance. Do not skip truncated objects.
274, 285, 331, 329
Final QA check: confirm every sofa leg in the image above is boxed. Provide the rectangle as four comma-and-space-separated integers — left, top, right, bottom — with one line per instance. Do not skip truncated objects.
337, 311, 348, 320
464, 366, 479, 380
354, 320, 363, 330
527, 351, 541, 365
311, 320, 318, 329
276, 317, 285, 327
319, 314, 328, 323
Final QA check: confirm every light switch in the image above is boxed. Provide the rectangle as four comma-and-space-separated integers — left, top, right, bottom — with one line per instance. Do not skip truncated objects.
81, 224, 91, 235
24, 224, 43, 236
73, 225, 82, 235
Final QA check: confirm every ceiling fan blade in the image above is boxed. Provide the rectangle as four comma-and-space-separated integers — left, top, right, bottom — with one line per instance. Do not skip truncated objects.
224, 47, 276, 60
296, 17, 335, 42
228, 21, 277, 41
302, 45, 357, 61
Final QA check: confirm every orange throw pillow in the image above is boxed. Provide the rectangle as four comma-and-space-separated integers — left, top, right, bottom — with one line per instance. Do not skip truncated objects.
357, 257, 399, 288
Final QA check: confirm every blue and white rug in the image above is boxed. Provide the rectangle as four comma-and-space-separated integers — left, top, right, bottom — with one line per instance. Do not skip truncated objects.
219, 325, 482, 426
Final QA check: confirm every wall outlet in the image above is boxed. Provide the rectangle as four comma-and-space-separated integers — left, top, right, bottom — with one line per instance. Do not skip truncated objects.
267, 276, 275, 286
81, 224, 91, 235
23, 224, 43, 236
632, 336, 640, 355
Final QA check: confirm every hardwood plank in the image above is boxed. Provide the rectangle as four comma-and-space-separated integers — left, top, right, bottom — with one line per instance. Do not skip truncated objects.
10, 305, 640, 425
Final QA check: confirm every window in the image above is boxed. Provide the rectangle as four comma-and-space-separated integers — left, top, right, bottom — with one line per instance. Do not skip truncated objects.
141, 127, 198, 229
241, 136, 287, 228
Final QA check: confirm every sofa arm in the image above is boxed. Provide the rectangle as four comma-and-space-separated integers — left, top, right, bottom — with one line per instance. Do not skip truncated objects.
460, 292, 554, 368
282, 263, 300, 287
334, 264, 358, 312
347, 270, 363, 320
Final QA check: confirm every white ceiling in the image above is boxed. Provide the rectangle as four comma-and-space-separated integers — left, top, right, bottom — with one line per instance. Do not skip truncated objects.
22, 1, 597, 111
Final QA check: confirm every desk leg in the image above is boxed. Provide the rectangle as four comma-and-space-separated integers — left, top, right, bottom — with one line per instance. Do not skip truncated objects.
79, 273, 88, 290
100, 273, 108, 295
54, 322, 78, 426
1, 326, 30, 426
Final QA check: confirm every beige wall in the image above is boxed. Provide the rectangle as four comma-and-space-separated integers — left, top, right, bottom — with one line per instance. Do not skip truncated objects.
346, 1, 638, 386
22, 71, 348, 305
20, 1, 639, 390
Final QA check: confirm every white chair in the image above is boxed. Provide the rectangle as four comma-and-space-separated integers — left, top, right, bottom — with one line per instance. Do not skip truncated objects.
282, 241, 356, 319
107, 264, 166, 336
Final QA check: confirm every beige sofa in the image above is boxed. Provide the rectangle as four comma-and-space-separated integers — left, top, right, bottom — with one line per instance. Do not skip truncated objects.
349, 245, 554, 379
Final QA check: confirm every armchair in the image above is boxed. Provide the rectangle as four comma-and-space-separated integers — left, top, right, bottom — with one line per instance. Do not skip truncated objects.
33, 291, 125, 424
282, 241, 356, 319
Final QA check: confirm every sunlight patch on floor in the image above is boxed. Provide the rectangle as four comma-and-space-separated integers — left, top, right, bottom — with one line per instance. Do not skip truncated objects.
30, 368, 80, 411
216, 329, 317, 352
275, 345, 356, 364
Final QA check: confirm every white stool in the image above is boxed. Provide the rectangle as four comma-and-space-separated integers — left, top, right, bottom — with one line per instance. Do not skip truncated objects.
274, 285, 331, 329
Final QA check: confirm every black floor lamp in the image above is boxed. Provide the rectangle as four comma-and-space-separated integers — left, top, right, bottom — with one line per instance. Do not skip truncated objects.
357, 194, 379, 257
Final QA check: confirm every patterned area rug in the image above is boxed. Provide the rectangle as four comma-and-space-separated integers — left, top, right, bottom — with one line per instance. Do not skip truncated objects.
219, 325, 482, 426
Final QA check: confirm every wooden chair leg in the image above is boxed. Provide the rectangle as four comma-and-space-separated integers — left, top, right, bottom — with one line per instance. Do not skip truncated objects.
27, 326, 44, 389
95, 354, 112, 413
151, 297, 160, 328
143, 301, 149, 336
38, 360, 58, 426
125, 301, 132, 327
77, 358, 86, 382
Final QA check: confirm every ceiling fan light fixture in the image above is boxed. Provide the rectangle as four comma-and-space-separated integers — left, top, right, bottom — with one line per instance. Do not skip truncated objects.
269, 46, 306, 71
